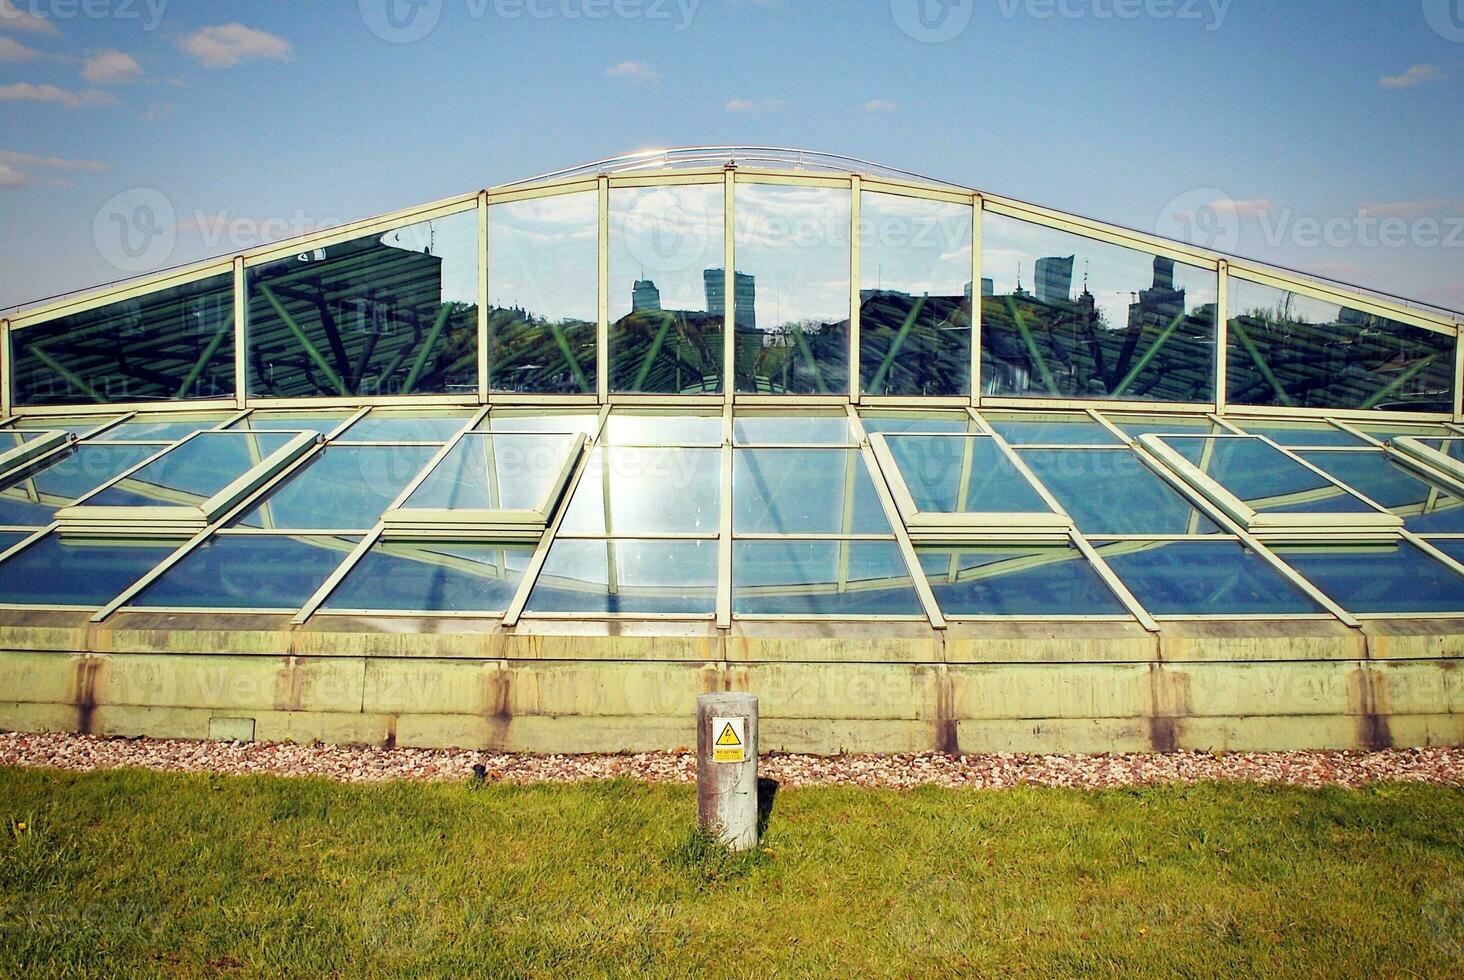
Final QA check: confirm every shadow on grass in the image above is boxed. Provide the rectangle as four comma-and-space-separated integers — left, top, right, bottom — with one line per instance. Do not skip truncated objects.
667, 779, 780, 883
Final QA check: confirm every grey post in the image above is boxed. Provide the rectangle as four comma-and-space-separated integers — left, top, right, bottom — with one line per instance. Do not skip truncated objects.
696, 692, 759, 851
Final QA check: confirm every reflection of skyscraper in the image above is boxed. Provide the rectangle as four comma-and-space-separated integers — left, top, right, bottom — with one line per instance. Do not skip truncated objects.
704, 268, 757, 329
632, 279, 662, 312
1128, 255, 1189, 328
1034, 255, 1075, 305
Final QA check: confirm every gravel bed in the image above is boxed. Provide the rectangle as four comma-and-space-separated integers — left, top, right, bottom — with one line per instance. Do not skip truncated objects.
4, 732, 1464, 790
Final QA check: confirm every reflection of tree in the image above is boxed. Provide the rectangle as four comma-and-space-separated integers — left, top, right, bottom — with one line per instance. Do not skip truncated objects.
736, 318, 850, 395
859, 293, 971, 397
610, 309, 722, 393
488, 307, 596, 394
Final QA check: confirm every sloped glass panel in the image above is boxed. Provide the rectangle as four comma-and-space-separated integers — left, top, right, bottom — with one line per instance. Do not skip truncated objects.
884, 435, 1052, 515
324, 540, 534, 613
601, 412, 723, 446
0, 443, 166, 524
0, 531, 32, 553
1298, 450, 1464, 533
734, 415, 855, 446
1226, 277, 1454, 413
559, 447, 720, 535
339, 411, 473, 443
981, 213, 1217, 402
247, 212, 478, 398
528, 538, 716, 615
733, 183, 851, 395
1103, 414, 1225, 438
858, 193, 972, 397
1099, 540, 1323, 616
229, 411, 352, 434
985, 411, 1122, 446
400, 432, 580, 513
918, 544, 1128, 616
83, 431, 296, 508
733, 540, 923, 616
488, 192, 598, 394
13, 416, 120, 437
232, 445, 437, 530
1158, 436, 1383, 516
91, 417, 224, 442
1236, 421, 1367, 448
0, 534, 176, 606
1019, 449, 1220, 535
12, 273, 235, 406
133, 534, 359, 610
608, 184, 725, 394
1276, 541, 1464, 615
859, 411, 979, 435
481, 411, 600, 436
733, 449, 889, 534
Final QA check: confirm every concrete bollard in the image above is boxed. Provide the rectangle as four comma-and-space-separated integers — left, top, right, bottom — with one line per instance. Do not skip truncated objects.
696, 692, 759, 851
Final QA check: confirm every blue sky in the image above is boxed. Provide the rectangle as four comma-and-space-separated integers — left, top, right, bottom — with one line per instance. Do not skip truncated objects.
0, 0, 1460, 313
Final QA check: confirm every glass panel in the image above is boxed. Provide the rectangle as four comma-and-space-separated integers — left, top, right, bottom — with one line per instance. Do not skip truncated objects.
733, 415, 855, 446
0, 531, 32, 553
1235, 422, 1367, 448
981, 213, 1216, 402
481, 411, 600, 436
1100, 540, 1324, 615
0, 534, 176, 606
1277, 542, 1464, 615
883, 436, 1051, 515
1354, 423, 1452, 444
1298, 450, 1464, 533
1019, 449, 1220, 534
608, 184, 725, 394
601, 412, 723, 446
733, 449, 889, 534
733, 540, 923, 616
84, 432, 296, 508
858, 193, 972, 396
1427, 540, 1464, 566
0, 444, 163, 523
1104, 414, 1226, 438
527, 538, 716, 615
339, 411, 473, 443
985, 412, 1122, 446
733, 183, 851, 395
133, 534, 359, 610
401, 432, 579, 513
323, 540, 534, 614
15, 416, 120, 436
488, 192, 597, 394
91, 417, 224, 442
559, 448, 720, 535
13, 273, 235, 406
229, 411, 352, 434
1226, 277, 1454, 413
918, 545, 1128, 617
1413, 437, 1464, 464
859, 412, 979, 435
231, 446, 437, 530
1159, 436, 1381, 516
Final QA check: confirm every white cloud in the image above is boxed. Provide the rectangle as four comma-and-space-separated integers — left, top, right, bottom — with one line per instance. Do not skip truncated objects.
83, 48, 143, 85
604, 60, 661, 86
726, 97, 788, 113
862, 99, 898, 113
0, 149, 106, 171
140, 100, 175, 121
0, 0, 60, 35
0, 82, 117, 108
1205, 197, 1272, 218
177, 23, 292, 69
0, 162, 27, 187
1380, 64, 1444, 89
0, 34, 40, 61
1355, 198, 1454, 219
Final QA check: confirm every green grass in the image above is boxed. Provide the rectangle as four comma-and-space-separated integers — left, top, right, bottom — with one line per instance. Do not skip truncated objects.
3, 768, 1464, 977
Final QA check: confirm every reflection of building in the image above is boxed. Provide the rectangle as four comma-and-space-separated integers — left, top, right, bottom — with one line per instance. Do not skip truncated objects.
1034, 255, 1075, 305
1127, 256, 1187, 328
632, 279, 661, 312
704, 268, 757, 329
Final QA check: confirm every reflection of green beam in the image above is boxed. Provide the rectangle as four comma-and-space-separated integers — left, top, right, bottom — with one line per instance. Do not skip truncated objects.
868, 295, 928, 393
403, 304, 455, 394
27, 346, 104, 403
631, 312, 676, 392
174, 322, 232, 399
1229, 319, 1293, 407
259, 283, 350, 396
547, 320, 591, 393
1361, 354, 1437, 411
1006, 298, 1059, 395
788, 324, 827, 394
1112, 310, 1185, 398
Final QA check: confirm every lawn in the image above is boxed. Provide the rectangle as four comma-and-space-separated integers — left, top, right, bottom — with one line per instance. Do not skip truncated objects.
2, 767, 1463, 977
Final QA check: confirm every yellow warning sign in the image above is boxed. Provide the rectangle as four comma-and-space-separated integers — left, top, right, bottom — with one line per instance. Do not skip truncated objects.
711, 716, 745, 763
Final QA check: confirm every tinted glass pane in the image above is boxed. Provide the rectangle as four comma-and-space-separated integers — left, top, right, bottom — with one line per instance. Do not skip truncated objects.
601, 413, 722, 446
1100, 540, 1323, 615
733, 540, 923, 616
859, 412, 978, 435
884, 436, 1051, 515
1226, 277, 1454, 413
0, 534, 175, 606
0, 531, 32, 552
1019, 449, 1220, 534
324, 540, 533, 613
134, 534, 358, 609
608, 185, 725, 394
859, 193, 972, 397
13, 273, 235, 406
1236, 422, 1366, 448
488, 192, 597, 394
981, 213, 1216, 402
17, 416, 120, 436
528, 539, 716, 615
1105, 414, 1226, 439
402, 432, 579, 512
1278, 542, 1464, 614
1427, 540, 1464, 566
232, 445, 437, 530
229, 412, 351, 434
84, 432, 296, 508
1298, 450, 1464, 533
482, 412, 600, 436
1415, 437, 1464, 464
734, 415, 855, 445
1159, 436, 1379, 516
1355, 424, 1452, 444
918, 545, 1128, 616
340, 412, 473, 443
248, 212, 478, 398
0, 443, 162, 523
91, 418, 222, 442
986, 412, 1122, 446
734, 449, 889, 534
560, 448, 720, 534
733, 183, 850, 395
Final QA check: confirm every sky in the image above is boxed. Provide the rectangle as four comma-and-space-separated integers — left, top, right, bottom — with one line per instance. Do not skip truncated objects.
0, 0, 1460, 315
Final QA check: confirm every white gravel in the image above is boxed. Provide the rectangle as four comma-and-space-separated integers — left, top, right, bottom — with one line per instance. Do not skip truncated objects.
3, 732, 1463, 790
